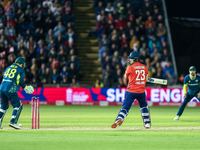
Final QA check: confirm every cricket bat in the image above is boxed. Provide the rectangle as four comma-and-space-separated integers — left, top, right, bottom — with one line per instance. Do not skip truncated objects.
147, 77, 168, 85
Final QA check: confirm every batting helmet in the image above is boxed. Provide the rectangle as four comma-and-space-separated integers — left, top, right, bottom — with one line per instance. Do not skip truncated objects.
128, 51, 140, 59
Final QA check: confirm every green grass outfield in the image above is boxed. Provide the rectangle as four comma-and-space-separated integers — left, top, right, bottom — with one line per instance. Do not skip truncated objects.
1, 105, 200, 150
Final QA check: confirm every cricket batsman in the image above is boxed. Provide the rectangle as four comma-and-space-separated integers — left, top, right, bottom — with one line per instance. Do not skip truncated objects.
174, 66, 200, 120
0, 57, 34, 129
111, 51, 151, 129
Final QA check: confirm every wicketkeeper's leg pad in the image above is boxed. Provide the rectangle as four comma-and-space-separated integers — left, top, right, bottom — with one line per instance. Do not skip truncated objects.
115, 108, 128, 123
10, 104, 23, 124
0, 109, 7, 126
140, 106, 151, 127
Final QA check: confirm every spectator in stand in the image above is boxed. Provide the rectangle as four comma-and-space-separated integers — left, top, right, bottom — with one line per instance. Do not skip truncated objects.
120, 43, 130, 56
95, 1, 103, 16
121, 51, 128, 68
99, 46, 109, 60
66, 55, 80, 70
47, 39, 56, 51
115, 16, 126, 29
155, 60, 162, 71
53, 21, 65, 38
52, 68, 59, 84
42, 0, 53, 8
47, 46, 56, 57
62, 9, 73, 26
99, 34, 108, 48
97, 15, 107, 38
26, 36, 36, 50
68, 63, 79, 83
103, 64, 113, 87
129, 35, 140, 50
162, 62, 174, 78
105, 2, 114, 13
94, 78, 104, 87
60, 66, 68, 79
152, 8, 160, 21
50, 2, 62, 16
41, 67, 52, 84
110, 44, 118, 56
70, 78, 80, 87
161, 48, 171, 62
102, 55, 111, 70
146, 22, 156, 40
140, 50, 149, 64
55, 33, 64, 50
107, 12, 114, 23
154, 70, 163, 79
37, 48, 47, 65
46, 29, 55, 44
4, 22, 15, 37
64, 28, 76, 44
0, 35, 8, 49
64, 1, 71, 12
144, 2, 153, 14
38, 62, 46, 75
139, 43, 150, 55
111, 56, 120, 71
4, 0, 14, 15
7, 30, 16, 44
156, 23, 167, 38
150, 48, 161, 62
60, 77, 68, 84
148, 36, 161, 53
57, 46, 67, 68
165, 71, 174, 85
178, 73, 185, 85
145, 16, 156, 29
156, 15, 164, 26
146, 58, 156, 77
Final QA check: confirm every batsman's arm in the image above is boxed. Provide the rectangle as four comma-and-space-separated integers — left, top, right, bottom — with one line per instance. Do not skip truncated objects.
123, 74, 128, 86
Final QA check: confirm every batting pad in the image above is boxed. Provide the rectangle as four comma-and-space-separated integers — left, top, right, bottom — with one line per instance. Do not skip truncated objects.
140, 106, 151, 126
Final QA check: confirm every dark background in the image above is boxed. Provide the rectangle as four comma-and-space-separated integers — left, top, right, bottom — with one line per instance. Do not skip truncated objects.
165, 0, 200, 76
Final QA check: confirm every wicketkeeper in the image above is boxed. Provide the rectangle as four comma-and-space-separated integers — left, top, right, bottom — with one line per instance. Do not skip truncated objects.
0, 57, 34, 129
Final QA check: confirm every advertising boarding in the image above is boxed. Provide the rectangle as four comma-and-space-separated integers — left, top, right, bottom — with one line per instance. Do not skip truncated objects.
17, 87, 200, 106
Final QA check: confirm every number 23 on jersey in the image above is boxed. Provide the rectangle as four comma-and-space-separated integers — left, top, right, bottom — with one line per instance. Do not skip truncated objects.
135, 70, 145, 81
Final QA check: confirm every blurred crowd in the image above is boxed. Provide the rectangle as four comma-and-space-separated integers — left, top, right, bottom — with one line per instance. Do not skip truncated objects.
0, 0, 82, 87
93, 0, 175, 87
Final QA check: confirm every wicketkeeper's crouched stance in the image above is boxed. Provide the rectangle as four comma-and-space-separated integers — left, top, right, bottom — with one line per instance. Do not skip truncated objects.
0, 57, 34, 129
111, 51, 151, 129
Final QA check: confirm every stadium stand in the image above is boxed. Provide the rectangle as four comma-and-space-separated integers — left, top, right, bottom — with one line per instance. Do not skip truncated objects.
0, 0, 82, 87
93, 0, 174, 87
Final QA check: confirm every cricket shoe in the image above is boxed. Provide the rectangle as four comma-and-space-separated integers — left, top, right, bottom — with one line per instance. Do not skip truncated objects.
144, 123, 151, 129
0, 126, 3, 129
9, 123, 21, 130
111, 119, 123, 128
174, 115, 179, 120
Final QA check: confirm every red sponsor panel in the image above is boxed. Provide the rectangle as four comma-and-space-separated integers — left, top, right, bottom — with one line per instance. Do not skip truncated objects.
15, 87, 200, 106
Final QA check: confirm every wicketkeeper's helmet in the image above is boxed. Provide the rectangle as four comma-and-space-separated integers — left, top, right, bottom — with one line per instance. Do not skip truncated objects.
15, 57, 26, 68
128, 51, 140, 59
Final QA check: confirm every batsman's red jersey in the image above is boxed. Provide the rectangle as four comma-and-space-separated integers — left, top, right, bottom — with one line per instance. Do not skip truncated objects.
125, 62, 148, 93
